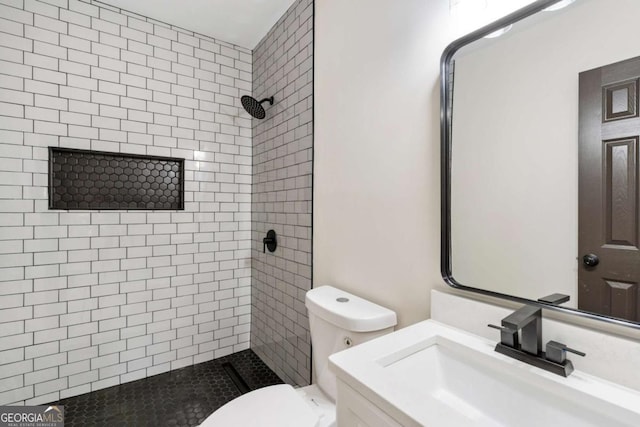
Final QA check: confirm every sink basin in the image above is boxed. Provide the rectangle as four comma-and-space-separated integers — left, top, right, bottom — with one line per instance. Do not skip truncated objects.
329, 320, 640, 426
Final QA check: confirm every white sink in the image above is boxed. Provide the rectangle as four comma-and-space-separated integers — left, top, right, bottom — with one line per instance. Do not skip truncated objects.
329, 320, 640, 427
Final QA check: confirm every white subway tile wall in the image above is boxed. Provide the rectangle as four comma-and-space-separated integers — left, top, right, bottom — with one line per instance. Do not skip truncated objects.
250, 0, 313, 386
0, 0, 253, 405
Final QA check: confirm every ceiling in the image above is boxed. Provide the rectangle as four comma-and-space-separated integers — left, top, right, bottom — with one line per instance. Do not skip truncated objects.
99, 0, 298, 49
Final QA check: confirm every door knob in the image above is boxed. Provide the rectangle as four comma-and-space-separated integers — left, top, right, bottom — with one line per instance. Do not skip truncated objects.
582, 253, 599, 267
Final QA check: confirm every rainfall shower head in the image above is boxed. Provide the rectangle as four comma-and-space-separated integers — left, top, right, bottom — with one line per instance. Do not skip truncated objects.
241, 95, 274, 119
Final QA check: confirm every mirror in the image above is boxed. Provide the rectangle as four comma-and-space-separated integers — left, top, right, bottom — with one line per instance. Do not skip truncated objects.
442, 0, 640, 328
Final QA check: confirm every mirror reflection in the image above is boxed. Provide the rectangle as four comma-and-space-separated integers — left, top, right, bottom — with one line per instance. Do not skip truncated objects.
449, 0, 640, 322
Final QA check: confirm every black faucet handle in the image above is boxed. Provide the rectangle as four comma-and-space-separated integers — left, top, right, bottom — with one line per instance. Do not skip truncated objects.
546, 340, 586, 364
487, 324, 519, 348
564, 346, 586, 357
487, 324, 511, 332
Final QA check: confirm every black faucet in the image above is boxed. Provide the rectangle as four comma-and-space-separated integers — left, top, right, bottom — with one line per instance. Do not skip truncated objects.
501, 304, 542, 355
488, 304, 585, 377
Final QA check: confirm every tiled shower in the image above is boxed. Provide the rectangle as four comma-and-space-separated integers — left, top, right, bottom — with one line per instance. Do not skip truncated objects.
250, 0, 313, 387
0, 0, 312, 406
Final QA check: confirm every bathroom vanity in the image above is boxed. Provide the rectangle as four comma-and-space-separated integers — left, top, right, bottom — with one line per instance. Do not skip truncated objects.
329, 320, 640, 426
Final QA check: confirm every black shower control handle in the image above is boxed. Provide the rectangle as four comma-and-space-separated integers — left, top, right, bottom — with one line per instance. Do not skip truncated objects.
263, 230, 277, 253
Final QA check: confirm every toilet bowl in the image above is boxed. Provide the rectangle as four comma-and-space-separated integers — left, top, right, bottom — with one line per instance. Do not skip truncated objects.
199, 285, 397, 427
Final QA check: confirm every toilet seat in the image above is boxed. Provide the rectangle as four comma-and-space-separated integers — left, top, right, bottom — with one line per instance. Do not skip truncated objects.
199, 384, 319, 427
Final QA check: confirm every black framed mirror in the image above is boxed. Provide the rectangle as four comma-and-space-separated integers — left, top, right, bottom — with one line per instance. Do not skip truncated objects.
441, 0, 640, 329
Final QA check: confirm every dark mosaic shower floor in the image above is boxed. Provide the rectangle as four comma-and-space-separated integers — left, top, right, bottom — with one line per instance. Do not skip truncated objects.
50, 350, 283, 427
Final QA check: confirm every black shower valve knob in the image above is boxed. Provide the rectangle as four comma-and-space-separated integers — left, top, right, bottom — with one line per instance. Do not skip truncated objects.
263, 230, 277, 253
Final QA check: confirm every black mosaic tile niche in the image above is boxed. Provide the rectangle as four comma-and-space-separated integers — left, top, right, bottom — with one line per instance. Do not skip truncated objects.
49, 147, 185, 210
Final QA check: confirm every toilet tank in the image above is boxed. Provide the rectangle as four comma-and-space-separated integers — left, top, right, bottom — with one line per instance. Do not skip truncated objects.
305, 286, 397, 401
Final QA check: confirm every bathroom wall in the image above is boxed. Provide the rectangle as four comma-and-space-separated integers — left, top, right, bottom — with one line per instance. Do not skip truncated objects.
250, 0, 313, 386
313, 0, 549, 328
314, 0, 451, 327
0, 0, 252, 405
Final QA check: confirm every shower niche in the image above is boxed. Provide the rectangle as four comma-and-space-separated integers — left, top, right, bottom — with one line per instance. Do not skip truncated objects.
49, 147, 185, 210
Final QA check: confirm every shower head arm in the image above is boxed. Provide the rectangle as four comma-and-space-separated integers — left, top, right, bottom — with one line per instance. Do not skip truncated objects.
259, 97, 274, 106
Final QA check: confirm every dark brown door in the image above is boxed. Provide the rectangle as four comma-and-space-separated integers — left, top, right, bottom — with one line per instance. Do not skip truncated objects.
579, 56, 640, 322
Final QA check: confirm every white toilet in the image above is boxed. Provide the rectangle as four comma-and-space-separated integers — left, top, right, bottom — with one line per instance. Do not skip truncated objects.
200, 285, 397, 427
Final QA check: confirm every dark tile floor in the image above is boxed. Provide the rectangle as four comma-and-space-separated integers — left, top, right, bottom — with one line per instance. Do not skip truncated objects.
51, 350, 283, 427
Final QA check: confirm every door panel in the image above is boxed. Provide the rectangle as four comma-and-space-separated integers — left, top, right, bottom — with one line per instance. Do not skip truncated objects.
603, 137, 637, 247
607, 280, 637, 320
603, 79, 638, 122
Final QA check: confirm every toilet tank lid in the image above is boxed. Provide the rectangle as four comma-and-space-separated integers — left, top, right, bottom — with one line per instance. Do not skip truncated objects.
305, 286, 397, 332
